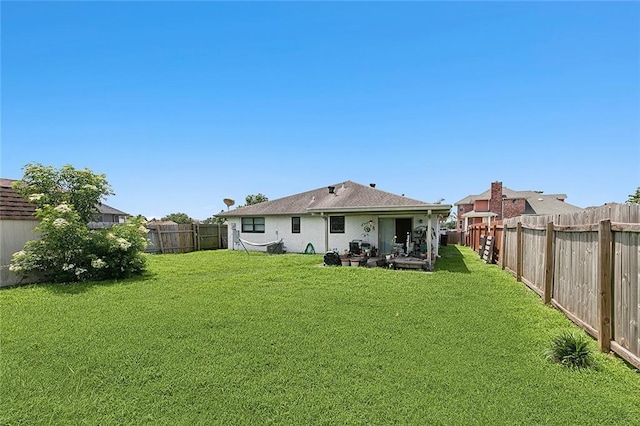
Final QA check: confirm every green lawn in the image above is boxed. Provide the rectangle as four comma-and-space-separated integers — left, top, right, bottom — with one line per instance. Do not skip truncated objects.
1, 246, 638, 425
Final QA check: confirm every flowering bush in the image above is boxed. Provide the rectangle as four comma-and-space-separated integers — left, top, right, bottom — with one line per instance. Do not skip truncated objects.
10, 206, 148, 282
10, 164, 147, 283
84, 217, 148, 281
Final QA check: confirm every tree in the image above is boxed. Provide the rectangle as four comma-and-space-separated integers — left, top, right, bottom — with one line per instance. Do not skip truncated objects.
202, 212, 227, 224
244, 193, 268, 206
627, 187, 640, 204
442, 221, 457, 230
13, 162, 113, 224
161, 212, 193, 224
443, 211, 457, 229
10, 163, 147, 283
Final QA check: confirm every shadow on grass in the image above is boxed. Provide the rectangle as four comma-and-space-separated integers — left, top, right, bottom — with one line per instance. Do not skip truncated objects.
38, 270, 158, 296
434, 245, 471, 274
1, 271, 155, 295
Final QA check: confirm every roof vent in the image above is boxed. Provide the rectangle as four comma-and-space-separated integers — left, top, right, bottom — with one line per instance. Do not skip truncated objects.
370, 183, 376, 188
328, 186, 335, 194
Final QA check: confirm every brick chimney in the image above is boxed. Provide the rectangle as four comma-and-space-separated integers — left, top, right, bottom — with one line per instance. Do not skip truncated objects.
490, 181, 503, 220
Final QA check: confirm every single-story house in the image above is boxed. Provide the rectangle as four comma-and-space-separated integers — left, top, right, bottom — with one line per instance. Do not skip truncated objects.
95, 203, 130, 223
455, 181, 582, 232
88, 203, 131, 228
217, 181, 452, 262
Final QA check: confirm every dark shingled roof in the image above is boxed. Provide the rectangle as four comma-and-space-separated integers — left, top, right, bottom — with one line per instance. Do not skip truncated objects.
1, 178, 129, 220
98, 203, 129, 216
0, 178, 37, 220
524, 196, 582, 215
219, 181, 451, 217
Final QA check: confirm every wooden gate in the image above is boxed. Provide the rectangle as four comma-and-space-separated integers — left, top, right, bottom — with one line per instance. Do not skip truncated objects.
197, 224, 228, 250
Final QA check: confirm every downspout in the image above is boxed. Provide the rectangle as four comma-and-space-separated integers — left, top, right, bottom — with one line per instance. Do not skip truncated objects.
427, 209, 433, 270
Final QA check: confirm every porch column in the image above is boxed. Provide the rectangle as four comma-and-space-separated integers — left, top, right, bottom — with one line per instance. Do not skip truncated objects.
427, 209, 432, 268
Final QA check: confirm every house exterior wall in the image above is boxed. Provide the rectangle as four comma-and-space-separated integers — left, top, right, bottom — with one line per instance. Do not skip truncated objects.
95, 213, 126, 223
456, 204, 473, 231
225, 215, 326, 254
474, 200, 489, 211
503, 199, 526, 218
225, 213, 442, 258
225, 214, 377, 254
0, 219, 41, 287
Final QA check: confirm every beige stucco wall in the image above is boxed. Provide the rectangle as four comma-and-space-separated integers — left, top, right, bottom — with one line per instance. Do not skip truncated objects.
0, 219, 41, 287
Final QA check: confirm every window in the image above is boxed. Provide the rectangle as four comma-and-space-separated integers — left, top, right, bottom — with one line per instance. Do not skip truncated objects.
241, 217, 265, 233
330, 216, 345, 233
292, 217, 301, 233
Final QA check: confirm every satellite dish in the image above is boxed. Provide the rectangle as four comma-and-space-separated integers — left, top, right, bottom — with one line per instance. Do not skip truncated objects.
223, 198, 235, 210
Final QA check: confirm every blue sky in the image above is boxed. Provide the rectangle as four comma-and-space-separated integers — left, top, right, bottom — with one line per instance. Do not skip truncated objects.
2, 1, 639, 220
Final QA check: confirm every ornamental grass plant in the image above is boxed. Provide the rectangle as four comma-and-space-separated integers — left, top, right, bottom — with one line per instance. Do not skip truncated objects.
545, 330, 595, 369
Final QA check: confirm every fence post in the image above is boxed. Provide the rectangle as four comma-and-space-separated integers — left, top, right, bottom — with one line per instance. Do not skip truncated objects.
157, 227, 165, 254
500, 224, 507, 270
598, 219, 612, 352
516, 222, 523, 282
543, 222, 554, 304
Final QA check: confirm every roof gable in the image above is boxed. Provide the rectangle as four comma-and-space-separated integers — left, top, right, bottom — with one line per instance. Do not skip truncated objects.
219, 181, 450, 217
98, 203, 129, 216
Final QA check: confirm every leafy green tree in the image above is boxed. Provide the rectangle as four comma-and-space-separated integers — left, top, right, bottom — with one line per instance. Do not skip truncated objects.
161, 212, 193, 224
13, 162, 113, 224
627, 187, 640, 204
443, 221, 457, 230
202, 212, 226, 224
10, 164, 147, 283
244, 193, 268, 206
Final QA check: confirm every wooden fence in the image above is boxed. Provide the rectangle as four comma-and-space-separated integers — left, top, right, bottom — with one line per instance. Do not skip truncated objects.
498, 204, 640, 369
444, 230, 460, 245
146, 223, 228, 254
465, 222, 504, 264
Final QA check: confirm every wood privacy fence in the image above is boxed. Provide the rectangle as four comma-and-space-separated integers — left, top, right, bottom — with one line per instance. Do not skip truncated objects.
146, 223, 228, 254
465, 222, 504, 263
499, 204, 640, 369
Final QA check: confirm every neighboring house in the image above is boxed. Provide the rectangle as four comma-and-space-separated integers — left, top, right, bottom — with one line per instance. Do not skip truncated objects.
217, 181, 451, 262
0, 178, 39, 287
95, 203, 130, 223
454, 181, 582, 232
89, 203, 130, 228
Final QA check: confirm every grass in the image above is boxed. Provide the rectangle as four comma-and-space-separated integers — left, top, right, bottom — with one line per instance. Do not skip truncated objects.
1, 245, 639, 425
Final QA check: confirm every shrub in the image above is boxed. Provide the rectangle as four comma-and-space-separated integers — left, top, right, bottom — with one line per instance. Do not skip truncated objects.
545, 331, 594, 369
10, 163, 147, 283
10, 208, 148, 283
